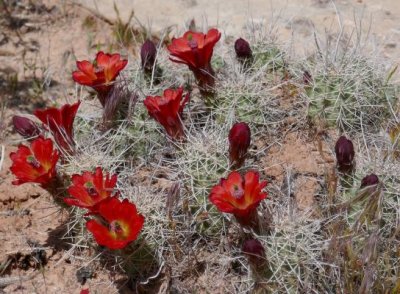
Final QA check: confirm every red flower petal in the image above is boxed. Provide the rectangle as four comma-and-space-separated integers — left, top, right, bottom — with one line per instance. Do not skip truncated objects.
31, 135, 59, 170
86, 197, 144, 250
209, 171, 267, 219
167, 28, 221, 70
95, 51, 108, 67
34, 102, 80, 153
9, 137, 59, 186
76, 61, 97, 79
61, 101, 80, 138
95, 52, 127, 83
72, 71, 94, 86
64, 167, 118, 210
144, 87, 188, 140
73, 52, 127, 105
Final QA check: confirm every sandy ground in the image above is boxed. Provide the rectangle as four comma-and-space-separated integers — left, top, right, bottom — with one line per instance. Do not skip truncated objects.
80, 0, 400, 64
0, 0, 399, 293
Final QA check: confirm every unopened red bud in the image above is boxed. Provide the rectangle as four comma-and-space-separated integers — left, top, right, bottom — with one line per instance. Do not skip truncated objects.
229, 122, 251, 167
12, 115, 40, 138
335, 136, 355, 172
234, 38, 252, 59
360, 173, 379, 188
242, 239, 265, 264
141, 40, 157, 71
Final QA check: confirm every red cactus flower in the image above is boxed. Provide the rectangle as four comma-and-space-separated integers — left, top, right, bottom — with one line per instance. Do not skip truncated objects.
80, 289, 89, 294
335, 135, 355, 172
229, 122, 251, 168
34, 101, 80, 154
64, 167, 118, 210
144, 87, 189, 140
86, 197, 144, 250
72, 52, 128, 106
168, 29, 221, 69
12, 115, 41, 139
167, 29, 221, 93
10, 136, 59, 186
209, 171, 267, 223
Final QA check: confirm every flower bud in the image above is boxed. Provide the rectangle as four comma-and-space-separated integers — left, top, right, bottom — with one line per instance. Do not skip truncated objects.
335, 136, 355, 172
12, 115, 40, 138
360, 174, 379, 189
229, 122, 251, 167
234, 38, 252, 59
141, 39, 157, 71
242, 239, 265, 264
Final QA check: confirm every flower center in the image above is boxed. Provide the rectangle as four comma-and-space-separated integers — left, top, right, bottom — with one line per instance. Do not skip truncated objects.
109, 221, 123, 234
188, 39, 198, 50
158, 96, 170, 105
232, 184, 244, 199
84, 182, 98, 197
94, 66, 104, 74
27, 155, 41, 168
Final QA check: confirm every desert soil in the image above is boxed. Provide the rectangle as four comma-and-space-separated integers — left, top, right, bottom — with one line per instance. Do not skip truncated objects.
80, 0, 400, 65
0, 0, 399, 293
